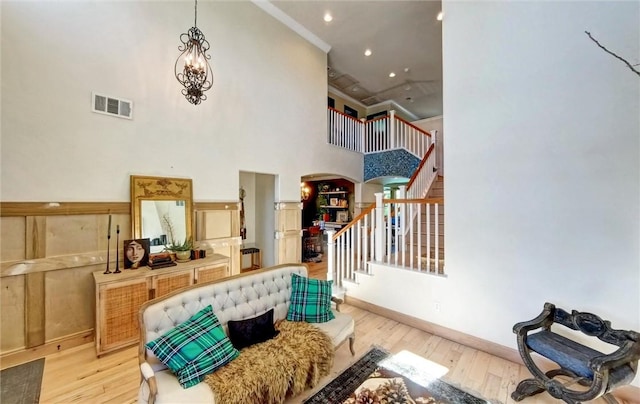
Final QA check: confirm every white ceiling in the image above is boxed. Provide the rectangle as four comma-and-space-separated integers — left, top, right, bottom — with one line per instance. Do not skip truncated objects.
270, 0, 443, 120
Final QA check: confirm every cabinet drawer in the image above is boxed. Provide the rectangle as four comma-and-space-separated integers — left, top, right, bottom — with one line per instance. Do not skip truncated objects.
151, 269, 194, 298
195, 264, 228, 284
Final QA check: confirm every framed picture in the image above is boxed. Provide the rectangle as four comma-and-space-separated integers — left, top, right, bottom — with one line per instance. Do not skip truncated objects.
337, 211, 349, 223
330, 198, 339, 206
124, 238, 150, 269
344, 105, 358, 118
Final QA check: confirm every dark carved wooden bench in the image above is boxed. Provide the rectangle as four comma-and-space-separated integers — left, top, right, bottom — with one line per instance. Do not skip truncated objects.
512, 302, 640, 404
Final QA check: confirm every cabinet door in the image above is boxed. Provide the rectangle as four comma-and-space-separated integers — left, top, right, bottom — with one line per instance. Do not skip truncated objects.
195, 263, 229, 284
151, 269, 194, 299
97, 277, 151, 356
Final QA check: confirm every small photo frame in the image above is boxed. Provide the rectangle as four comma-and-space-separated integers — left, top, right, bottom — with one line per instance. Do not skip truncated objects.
330, 198, 338, 206
124, 238, 150, 269
336, 211, 349, 223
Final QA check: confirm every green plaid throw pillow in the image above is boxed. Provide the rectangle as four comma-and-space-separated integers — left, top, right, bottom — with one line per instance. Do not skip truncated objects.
145, 305, 239, 388
286, 273, 335, 323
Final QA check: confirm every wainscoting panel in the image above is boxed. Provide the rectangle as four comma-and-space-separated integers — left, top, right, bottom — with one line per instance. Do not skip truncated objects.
200, 211, 233, 239
0, 275, 25, 351
0, 200, 241, 358
275, 202, 302, 265
44, 265, 98, 341
1, 217, 26, 261
45, 214, 130, 256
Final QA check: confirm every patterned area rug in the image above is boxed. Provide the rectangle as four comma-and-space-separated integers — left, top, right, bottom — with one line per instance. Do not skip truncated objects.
0, 358, 45, 404
304, 347, 489, 404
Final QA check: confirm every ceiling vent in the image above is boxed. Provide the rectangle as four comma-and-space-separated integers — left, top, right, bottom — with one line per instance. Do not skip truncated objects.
92, 92, 132, 119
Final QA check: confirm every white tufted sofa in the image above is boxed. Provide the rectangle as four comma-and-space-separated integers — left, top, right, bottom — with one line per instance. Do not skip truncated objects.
137, 263, 355, 404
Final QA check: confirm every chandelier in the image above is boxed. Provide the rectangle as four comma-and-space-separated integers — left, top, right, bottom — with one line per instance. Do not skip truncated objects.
175, 0, 213, 105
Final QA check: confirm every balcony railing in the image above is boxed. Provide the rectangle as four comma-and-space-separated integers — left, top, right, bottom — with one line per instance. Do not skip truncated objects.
327, 107, 432, 158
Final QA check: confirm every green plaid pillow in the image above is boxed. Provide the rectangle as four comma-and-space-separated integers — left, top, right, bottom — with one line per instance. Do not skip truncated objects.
145, 305, 239, 388
286, 273, 335, 323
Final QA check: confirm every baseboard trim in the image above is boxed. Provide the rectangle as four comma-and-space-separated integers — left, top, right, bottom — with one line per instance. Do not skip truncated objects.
345, 296, 522, 363
0, 329, 93, 370
344, 296, 640, 402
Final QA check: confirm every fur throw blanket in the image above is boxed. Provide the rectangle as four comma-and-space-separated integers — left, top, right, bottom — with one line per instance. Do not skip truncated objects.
204, 320, 334, 404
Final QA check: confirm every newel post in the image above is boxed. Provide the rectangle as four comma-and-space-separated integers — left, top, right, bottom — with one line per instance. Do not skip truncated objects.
431, 129, 439, 172
374, 192, 384, 262
326, 230, 335, 283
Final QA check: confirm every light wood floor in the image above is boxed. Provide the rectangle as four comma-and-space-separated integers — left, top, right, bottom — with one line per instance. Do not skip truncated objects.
25, 260, 635, 403
35, 304, 630, 404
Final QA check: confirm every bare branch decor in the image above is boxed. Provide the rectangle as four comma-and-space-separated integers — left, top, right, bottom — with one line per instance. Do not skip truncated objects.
585, 31, 640, 77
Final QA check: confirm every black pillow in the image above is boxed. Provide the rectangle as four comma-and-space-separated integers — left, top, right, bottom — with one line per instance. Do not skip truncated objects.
227, 308, 279, 350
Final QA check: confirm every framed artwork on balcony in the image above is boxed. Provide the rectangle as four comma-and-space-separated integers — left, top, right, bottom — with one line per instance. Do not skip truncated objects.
344, 105, 358, 118
336, 211, 348, 223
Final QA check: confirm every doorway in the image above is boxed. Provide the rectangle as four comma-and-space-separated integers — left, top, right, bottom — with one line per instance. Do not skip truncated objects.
239, 171, 276, 268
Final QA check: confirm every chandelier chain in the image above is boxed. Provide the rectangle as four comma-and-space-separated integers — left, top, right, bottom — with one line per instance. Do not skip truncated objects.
194, 0, 198, 27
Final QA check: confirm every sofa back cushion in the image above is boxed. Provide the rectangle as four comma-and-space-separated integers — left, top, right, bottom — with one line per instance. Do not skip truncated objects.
140, 264, 307, 371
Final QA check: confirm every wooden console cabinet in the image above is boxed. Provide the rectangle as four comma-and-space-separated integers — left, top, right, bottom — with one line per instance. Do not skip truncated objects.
93, 254, 229, 356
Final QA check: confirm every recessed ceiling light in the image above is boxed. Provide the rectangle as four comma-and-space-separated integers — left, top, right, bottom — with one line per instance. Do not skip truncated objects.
437, 11, 443, 21
404, 67, 410, 73
352, 86, 359, 92
389, 72, 396, 78
364, 49, 372, 56
324, 13, 333, 22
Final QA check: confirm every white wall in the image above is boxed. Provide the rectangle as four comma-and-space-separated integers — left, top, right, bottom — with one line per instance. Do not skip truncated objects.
0, 1, 363, 203
349, 0, 639, 385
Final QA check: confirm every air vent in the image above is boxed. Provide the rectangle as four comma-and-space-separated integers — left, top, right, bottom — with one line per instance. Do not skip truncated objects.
92, 92, 132, 119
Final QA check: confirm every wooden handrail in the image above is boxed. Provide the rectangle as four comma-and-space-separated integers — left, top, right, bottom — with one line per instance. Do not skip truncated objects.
332, 203, 375, 240
366, 115, 389, 124
383, 197, 444, 204
328, 106, 362, 123
331, 197, 443, 241
394, 115, 432, 137
406, 143, 435, 190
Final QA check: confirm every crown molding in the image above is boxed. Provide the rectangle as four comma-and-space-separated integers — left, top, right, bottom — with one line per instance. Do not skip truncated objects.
252, 1, 331, 53
329, 86, 420, 122
328, 86, 368, 110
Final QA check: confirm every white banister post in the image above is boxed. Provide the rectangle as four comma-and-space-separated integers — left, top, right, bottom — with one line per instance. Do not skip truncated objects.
398, 185, 407, 233
398, 185, 407, 200
431, 129, 438, 172
360, 118, 366, 153
389, 110, 396, 149
326, 230, 335, 283
374, 192, 384, 262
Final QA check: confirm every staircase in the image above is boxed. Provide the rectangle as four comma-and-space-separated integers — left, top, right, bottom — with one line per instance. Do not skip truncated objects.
324, 108, 445, 285
401, 176, 444, 274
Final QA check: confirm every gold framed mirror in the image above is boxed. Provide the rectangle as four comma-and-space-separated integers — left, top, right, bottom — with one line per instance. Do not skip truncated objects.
130, 175, 193, 253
